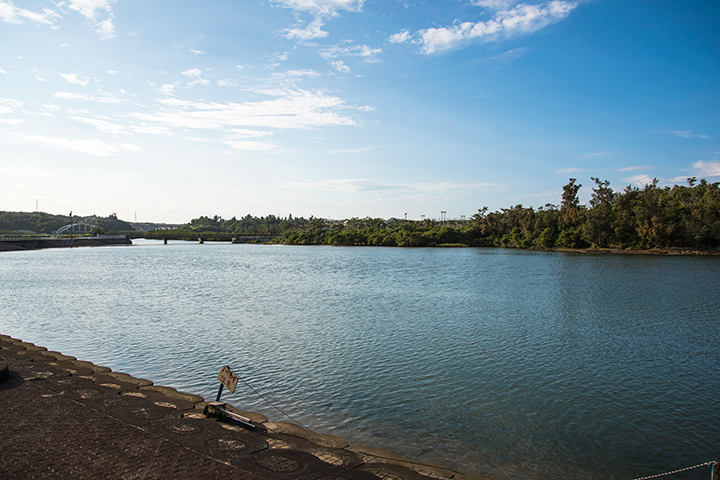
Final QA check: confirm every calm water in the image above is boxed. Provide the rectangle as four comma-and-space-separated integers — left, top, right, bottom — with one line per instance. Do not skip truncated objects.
1, 241, 719, 479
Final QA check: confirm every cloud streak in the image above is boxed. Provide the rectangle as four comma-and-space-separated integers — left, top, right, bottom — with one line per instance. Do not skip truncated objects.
0, 1, 59, 24
127, 89, 359, 132
279, 178, 505, 194
11, 132, 138, 157
273, 0, 365, 41
406, 1, 578, 55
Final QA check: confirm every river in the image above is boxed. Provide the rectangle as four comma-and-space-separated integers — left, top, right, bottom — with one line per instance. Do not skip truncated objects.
1, 241, 718, 479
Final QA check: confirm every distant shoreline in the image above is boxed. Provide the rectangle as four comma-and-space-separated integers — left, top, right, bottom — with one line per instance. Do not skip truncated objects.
2, 237, 718, 256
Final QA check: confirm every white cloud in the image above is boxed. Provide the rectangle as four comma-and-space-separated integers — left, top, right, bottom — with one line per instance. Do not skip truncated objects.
667, 130, 710, 139
470, 0, 517, 10
321, 42, 382, 60
274, 0, 365, 41
0, 2, 59, 24
157, 84, 176, 95
61, 72, 91, 86
418, 1, 578, 55
221, 139, 279, 152
558, 168, 585, 174
68, 0, 116, 39
331, 60, 350, 73
272, 69, 322, 82
68, 115, 125, 134
68, 0, 113, 20
388, 30, 412, 44
181, 68, 203, 77
623, 174, 656, 187
0, 98, 23, 112
12, 132, 137, 157
271, 0, 365, 16
128, 89, 358, 131
54, 91, 123, 103
692, 161, 720, 177
0, 67, 8, 74
190, 49, 205, 55
279, 178, 503, 193
266, 52, 290, 68
618, 165, 650, 172
579, 151, 609, 159
188, 78, 211, 87
0, 118, 23, 124
217, 79, 238, 87
284, 17, 328, 40
324, 147, 372, 155
0, 98, 24, 123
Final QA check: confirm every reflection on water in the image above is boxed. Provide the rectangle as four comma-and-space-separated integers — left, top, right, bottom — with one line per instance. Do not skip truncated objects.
1, 241, 719, 479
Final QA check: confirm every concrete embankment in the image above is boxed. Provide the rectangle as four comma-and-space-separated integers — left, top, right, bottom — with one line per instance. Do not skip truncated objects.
0, 334, 490, 480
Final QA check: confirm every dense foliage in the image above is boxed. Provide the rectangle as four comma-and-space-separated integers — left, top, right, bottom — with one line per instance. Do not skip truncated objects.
274, 178, 720, 250
7, 178, 718, 251
0, 212, 133, 235
142, 214, 296, 241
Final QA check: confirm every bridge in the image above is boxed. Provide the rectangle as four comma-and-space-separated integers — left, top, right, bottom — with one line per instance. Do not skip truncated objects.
53, 222, 97, 235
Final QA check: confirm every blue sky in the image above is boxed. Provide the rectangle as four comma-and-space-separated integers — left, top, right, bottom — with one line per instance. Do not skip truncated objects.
1, 0, 718, 223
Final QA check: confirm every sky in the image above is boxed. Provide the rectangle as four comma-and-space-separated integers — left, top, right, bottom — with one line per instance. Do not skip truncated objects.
1, 0, 719, 223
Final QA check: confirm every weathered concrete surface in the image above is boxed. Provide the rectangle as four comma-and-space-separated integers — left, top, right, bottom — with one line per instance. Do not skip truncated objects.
0, 334, 492, 480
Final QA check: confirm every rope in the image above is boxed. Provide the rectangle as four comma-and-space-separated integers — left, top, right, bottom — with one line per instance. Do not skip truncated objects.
236, 373, 311, 431
632, 461, 717, 480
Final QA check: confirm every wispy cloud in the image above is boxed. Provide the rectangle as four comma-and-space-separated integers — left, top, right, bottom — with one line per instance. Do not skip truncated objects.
279, 178, 504, 194
320, 41, 382, 71
623, 174, 656, 187
692, 161, 720, 177
323, 147, 373, 155
666, 130, 710, 139
68, 114, 126, 134
68, 0, 116, 39
11, 132, 138, 157
54, 91, 125, 103
470, 0, 518, 10
273, 0, 365, 41
557, 168, 585, 174
414, 1, 578, 55
0, 2, 59, 24
579, 151, 609, 159
0, 98, 23, 114
127, 89, 359, 132
0, 97, 25, 123
61, 72, 91, 86
463, 47, 532, 68
618, 165, 650, 172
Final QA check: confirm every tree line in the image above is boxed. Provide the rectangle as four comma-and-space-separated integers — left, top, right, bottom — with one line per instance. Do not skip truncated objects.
5, 177, 719, 251
148, 177, 720, 251
0, 212, 133, 235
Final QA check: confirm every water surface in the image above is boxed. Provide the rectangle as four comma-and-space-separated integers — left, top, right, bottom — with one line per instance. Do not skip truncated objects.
1, 242, 718, 479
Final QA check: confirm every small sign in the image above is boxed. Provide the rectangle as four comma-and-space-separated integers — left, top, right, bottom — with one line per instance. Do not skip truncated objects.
217, 366, 238, 393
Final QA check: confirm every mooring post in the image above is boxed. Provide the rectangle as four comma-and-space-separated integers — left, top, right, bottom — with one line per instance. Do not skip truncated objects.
216, 383, 224, 402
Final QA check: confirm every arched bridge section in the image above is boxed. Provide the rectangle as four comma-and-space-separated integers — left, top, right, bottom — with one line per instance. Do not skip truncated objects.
53, 222, 97, 235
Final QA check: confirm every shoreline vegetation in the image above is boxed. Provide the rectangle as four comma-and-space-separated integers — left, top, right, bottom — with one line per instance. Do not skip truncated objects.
3, 178, 720, 254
